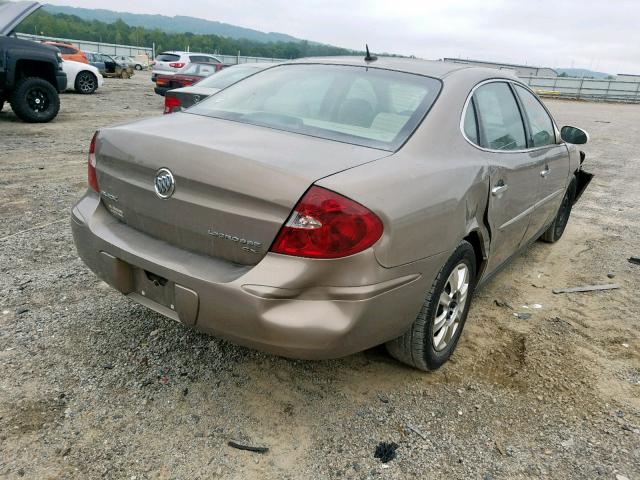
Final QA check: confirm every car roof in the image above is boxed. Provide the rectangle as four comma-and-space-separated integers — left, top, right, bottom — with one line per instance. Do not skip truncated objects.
286, 56, 517, 80
160, 51, 219, 56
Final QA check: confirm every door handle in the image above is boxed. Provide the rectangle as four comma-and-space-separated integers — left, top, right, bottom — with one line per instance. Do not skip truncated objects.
491, 183, 509, 196
540, 166, 550, 177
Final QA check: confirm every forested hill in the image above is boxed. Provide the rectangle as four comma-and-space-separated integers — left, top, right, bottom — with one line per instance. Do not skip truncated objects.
17, 9, 356, 59
43, 4, 302, 44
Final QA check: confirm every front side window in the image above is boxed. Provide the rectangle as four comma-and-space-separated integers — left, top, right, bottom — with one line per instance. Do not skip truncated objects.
514, 85, 555, 147
188, 64, 441, 151
474, 82, 527, 151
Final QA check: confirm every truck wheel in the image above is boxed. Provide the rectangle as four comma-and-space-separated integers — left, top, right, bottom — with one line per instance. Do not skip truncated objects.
10, 77, 60, 123
540, 178, 577, 243
75, 71, 98, 94
386, 241, 477, 371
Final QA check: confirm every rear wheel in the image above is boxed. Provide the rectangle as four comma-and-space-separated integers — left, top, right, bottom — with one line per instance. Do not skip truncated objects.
540, 178, 576, 243
75, 71, 98, 94
135, 64, 142, 70
10, 77, 60, 123
386, 241, 477, 371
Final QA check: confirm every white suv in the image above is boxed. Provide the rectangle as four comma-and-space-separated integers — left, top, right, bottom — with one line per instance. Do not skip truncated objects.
151, 51, 222, 81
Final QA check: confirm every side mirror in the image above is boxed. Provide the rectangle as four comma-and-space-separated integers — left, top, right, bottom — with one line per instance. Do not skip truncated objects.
561, 126, 589, 145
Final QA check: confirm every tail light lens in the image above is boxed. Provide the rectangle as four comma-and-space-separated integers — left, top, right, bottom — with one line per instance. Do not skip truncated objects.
88, 132, 99, 192
164, 95, 182, 114
270, 186, 383, 259
169, 62, 186, 69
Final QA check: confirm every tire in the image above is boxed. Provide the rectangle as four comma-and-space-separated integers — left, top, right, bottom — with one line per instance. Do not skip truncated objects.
0, 99, 4, 112
386, 241, 477, 371
135, 64, 142, 70
9, 77, 60, 123
74, 71, 98, 94
540, 178, 577, 243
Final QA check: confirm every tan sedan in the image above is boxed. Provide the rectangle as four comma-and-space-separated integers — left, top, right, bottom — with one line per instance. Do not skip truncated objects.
71, 57, 592, 370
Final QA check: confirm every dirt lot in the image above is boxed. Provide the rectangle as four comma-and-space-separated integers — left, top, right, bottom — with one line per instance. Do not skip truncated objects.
0, 71, 639, 480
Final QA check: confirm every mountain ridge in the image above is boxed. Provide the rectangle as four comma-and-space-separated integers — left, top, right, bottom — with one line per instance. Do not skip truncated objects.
43, 4, 304, 44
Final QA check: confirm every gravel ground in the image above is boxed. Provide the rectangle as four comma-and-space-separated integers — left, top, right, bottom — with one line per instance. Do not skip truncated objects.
0, 71, 639, 479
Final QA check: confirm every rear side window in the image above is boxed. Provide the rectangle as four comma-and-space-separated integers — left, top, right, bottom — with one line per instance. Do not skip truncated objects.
156, 53, 180, 62
58, 45, 76, 54
474, 82, 527, 151
514, 85, 555, 147
190, 55, 220, 64
463, 101, 479, 145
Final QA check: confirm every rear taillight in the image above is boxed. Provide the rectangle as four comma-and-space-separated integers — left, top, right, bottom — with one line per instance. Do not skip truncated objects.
270, 186, 383, 259
88, 132, 99, 192
164, 95, 182, 114
169, 62, 185, 68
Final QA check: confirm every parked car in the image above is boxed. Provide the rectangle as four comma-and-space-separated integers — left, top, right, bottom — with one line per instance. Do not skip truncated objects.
43, 40, 88, 63
154, 62, 222, 96
85, 52, 133, 78
61, 60, 103, 94
151, 51, 222, 82
164, 63, 273, 113
114, 55, 145, 71
0, 1, 66, 122
71, 57, 593, 370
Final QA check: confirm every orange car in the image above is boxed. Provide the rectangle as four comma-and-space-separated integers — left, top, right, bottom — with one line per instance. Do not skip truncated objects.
43, 41, 89, 64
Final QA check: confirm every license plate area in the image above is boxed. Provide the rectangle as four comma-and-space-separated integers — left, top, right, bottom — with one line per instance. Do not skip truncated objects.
133, 269, 176, 310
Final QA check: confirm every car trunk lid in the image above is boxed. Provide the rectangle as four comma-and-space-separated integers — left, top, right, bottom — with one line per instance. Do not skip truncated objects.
95, 113, 391, 266
170, 86, 220, 109
0, 1, 40, 36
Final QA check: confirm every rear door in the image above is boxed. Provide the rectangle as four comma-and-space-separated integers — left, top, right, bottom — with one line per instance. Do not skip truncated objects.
471, 81, 542, 272
512, 84, 570, 236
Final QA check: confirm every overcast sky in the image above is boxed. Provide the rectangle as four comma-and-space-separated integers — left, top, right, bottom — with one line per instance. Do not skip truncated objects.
45, 0, 640, 74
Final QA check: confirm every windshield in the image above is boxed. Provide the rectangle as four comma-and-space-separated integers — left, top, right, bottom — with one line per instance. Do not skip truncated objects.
188, 64, 441, 151
197, 65, 267, 89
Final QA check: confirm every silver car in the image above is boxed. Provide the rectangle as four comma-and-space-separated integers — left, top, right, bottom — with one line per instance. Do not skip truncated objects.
71, 57, 592, 370
151, 51, 221, 81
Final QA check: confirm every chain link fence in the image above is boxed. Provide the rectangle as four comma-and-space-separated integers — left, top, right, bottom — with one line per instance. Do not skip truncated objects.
521, 76, 640, 103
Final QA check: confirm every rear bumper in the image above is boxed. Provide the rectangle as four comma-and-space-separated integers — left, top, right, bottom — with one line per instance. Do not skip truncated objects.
71, 191, 446, 359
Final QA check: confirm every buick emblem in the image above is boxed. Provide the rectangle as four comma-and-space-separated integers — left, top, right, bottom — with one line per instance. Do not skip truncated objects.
154, 168, 175, 199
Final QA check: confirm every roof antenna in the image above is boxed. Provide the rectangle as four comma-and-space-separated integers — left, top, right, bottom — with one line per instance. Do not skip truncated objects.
364, 44, 377, 63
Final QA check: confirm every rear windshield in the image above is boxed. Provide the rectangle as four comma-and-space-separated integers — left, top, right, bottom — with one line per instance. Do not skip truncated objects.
156, 53, 180, 62
197, 65, 265, 89
188, 64, 441, 151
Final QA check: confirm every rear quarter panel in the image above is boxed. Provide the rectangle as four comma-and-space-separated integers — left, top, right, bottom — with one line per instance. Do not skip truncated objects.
317, 70, 495, 269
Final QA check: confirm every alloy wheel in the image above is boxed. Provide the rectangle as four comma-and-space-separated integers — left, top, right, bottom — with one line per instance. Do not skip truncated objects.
432, 262, 470, 351
78, 73, 96, 93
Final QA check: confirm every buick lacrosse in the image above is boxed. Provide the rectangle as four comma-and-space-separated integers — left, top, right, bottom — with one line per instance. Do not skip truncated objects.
71, 56, 592, 370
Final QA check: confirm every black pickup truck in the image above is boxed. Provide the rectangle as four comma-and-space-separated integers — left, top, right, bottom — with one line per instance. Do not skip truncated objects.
0, 1, 66, 122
